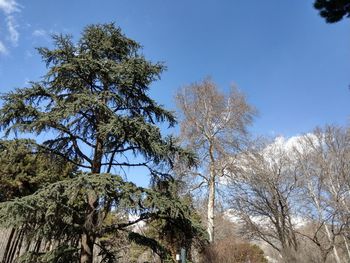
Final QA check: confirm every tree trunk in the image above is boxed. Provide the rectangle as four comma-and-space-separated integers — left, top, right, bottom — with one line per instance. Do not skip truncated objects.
323, 224, 341, 263
5, 229, 18, 263
207, 156, 215, 243
80, 196, 98, 263
1, 228, 15, 263
80, 135, 103, 263
343, 235, 350, 261
207, 142, 216, 243
6, 228, 23, 263
15, 230, 25, 259
34, 238, 42, 254
80, 232, 95, 263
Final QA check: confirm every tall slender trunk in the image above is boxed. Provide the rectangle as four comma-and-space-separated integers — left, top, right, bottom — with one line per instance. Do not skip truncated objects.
6, 228, 23, 263
324, 224, 341, 263
308, 184, 341, 263
24, 236, 31, 254
207, 172, 215, 243
343, 235, 350, 261
34, 238, 42, 254
15, 231, 25, 259
5, 229, 19, 263
1, 228, 15, 263
207, 144, 215, 243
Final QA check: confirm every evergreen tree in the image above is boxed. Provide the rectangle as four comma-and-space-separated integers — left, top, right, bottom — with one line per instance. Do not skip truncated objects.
0, 139, 75, 202
0, 139, 76, 263
314, 0, 350, 23
136, 180, 207, 262
0, 23, 196, 263
0, 174, 199, 263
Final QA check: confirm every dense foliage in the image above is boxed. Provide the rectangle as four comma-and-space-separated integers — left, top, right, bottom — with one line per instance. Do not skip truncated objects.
0, 23, 200, 263
0, 139, 75, 202
0, 173, 201, 262
314, 0, 350, 23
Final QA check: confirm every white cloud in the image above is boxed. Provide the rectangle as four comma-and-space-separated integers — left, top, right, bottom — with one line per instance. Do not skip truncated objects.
225, 209, 307, 229
0, 0, 19, 14
221, 133, 321, 183
0, 0, 21, 53
6, 15, 18, 45
32, 29, 47, 37
263, 133, 319, 162
0, 40, 7, 54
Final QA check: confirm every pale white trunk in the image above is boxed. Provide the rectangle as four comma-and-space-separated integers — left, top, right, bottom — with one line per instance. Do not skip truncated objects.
308, 182, 341, 263
324, 224, 341, 263
330, 182, 350, 262
207, 141, 216, 244
343, 235, 350, 261
207, 169, 215, 243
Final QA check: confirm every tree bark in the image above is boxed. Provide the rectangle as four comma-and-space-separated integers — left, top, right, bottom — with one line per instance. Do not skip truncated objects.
324, 224, 341, 263
80, 198, 98, 263
6, 228, 23, 263
207, 173, 215, 243
207, 144, 216, 243
1, 228, 15, 263
80, 232, 95, 263
15, 230, 25, 259
343, 235, 350, 261
80, 135, 103, 263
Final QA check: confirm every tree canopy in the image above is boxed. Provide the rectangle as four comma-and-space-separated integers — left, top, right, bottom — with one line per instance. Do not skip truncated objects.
175, 78, 256, 243
0, 139, 75, 202
0, 23, 194, 176
0, 23, 199, 263
314, 0, 350, 23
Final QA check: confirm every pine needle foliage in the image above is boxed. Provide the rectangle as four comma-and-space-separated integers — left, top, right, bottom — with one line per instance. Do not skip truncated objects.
314, 0, 350, 23
0, 174, 200, 262
0, 23, 198, 263
0, 23, 195, 175
0, 139, 75, 202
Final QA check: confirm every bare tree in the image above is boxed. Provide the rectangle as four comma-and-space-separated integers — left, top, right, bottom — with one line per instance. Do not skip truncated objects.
226, 139, 302, 263
175, 78, 256, 243
295, 126, 350, 263
229, 126, 350, 263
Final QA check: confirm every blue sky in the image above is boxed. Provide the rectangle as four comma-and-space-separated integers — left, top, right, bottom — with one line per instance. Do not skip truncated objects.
0, 0, 349, 184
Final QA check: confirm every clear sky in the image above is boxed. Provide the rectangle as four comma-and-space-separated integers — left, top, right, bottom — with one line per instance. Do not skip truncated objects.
0, 0, 349, 184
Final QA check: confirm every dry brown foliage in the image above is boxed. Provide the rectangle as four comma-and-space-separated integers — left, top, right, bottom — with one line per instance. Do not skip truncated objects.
200, 237, 267, 263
